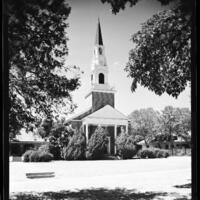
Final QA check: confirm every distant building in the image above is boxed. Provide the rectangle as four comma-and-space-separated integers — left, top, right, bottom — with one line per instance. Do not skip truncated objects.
9, 129, 47, 158
137, 132, 191, 150
67, 19, 128, 155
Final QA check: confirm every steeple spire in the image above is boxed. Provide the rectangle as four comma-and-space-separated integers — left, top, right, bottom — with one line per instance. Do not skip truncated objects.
95, 18, 103, 45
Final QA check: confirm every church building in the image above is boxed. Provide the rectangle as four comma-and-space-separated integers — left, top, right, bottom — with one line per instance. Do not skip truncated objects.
67, 19, 128, 155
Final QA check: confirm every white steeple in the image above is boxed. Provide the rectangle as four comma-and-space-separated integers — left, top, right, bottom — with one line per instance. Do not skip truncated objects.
90, 19, 114, 92
85, 19, 115, 100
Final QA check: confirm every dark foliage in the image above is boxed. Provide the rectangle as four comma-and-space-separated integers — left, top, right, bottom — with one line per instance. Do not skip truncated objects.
37, 151, 54, 162
22, 150, 34, 162
9, 188, 191, 200
22, 149, 53, 162
101, 0, 192, 98
137, 148, 169, 159
38, 143, 61, 160
7, 0, 80, 138
62, 130, 86, 160
38, 118, 72, 148
29, 151, 41, 162
138, 149, 156, 159
174, 183, 191, 188
9, 143, 23, 156
154, 149, 169, 158
100, 0, 187, 14
86, 126, 108, 160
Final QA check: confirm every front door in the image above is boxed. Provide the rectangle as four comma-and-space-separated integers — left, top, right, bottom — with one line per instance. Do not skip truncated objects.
107, 136, 111, 154
103, 136, 111, 155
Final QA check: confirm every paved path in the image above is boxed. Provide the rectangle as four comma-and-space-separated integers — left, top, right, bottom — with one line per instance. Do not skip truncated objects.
10, 156, 191, 199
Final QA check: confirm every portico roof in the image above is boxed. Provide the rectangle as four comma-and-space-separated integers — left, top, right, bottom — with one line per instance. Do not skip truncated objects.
83, 105, 128, 120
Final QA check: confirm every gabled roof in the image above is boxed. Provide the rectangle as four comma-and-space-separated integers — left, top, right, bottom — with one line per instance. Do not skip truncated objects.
83, 105, 128, 120
66, 107, 93, 122
95, 18, 103, 45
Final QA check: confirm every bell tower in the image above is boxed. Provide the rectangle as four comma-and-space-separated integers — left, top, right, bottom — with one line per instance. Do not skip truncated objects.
86, 19, 116, 112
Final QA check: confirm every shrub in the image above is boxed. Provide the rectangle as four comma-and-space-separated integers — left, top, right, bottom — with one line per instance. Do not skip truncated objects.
116, 133, 142, 159
153, 149, 169, 158
162, 151, 169, 158
138, 148, 169, 159
29, 151, 41, 162
22, 150, 53, 162
62, 130, 86, 160
38, 143, 61, 160
138, 149, 156, 159
38, 151, 53, 162
22, 150, 34, 162
86, 126, 108, 160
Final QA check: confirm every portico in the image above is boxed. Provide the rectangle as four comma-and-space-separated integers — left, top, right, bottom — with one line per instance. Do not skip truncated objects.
82, 105, 128, 154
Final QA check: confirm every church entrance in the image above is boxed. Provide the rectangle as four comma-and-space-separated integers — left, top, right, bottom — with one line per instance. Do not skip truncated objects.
103, 136, 111, 154
104, 126, 114, 155
86, 123, 127, 155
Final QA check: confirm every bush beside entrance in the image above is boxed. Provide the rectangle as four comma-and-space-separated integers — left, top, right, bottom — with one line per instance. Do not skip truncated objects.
86, 126, 108, 160
62, 131, 86, 160
116, 132, 142, 159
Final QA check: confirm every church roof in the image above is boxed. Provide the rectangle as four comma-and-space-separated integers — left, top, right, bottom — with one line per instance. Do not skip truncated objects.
66, 107, 93, 122
67, 105, 128, 123
83, 105, 128, 120
95, 18, 103, 45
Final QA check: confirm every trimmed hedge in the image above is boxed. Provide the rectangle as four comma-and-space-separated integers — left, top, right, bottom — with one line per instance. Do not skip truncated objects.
22, 150, 53, 162
137, 148, 169, 159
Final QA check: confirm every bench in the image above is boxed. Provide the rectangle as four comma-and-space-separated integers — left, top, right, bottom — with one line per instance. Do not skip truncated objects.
26, 172, 55, 179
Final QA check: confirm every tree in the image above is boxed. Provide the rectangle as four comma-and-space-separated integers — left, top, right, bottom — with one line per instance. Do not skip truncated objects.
38, 117, 73, 145
160, 106, 191, 136
159, 106, 191, 154
174, 108, 191, 140
86, 126, 108, 160
62, 129, 86, 160
101, 0, 192, 98
128, 108, 160, 147
8, 0, 81, 139
37, 116, 53, 138
115, 132, 142, 159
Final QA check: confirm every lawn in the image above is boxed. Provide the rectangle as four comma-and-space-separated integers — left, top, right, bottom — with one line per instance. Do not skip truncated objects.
9, 156, 191, 200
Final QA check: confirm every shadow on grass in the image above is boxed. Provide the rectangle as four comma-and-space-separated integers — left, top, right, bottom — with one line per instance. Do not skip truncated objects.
9, 188, 191, 200
174, 183, 191, 189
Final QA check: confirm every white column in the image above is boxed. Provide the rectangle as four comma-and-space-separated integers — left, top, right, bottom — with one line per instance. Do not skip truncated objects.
126, 124, 128, 133
114, 125, 117, 154
86, 123, 89, 144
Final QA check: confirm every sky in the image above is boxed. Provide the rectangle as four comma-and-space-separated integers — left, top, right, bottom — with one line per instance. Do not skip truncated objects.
64, 0, 191, 118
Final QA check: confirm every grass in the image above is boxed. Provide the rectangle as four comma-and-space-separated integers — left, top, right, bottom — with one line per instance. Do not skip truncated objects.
10, 157, 191, 199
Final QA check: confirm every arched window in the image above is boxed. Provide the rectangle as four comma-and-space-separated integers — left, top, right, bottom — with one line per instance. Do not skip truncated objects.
99, 73, 104, 84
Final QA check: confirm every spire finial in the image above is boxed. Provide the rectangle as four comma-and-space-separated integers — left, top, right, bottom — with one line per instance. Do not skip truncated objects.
95, 18, 103, 45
